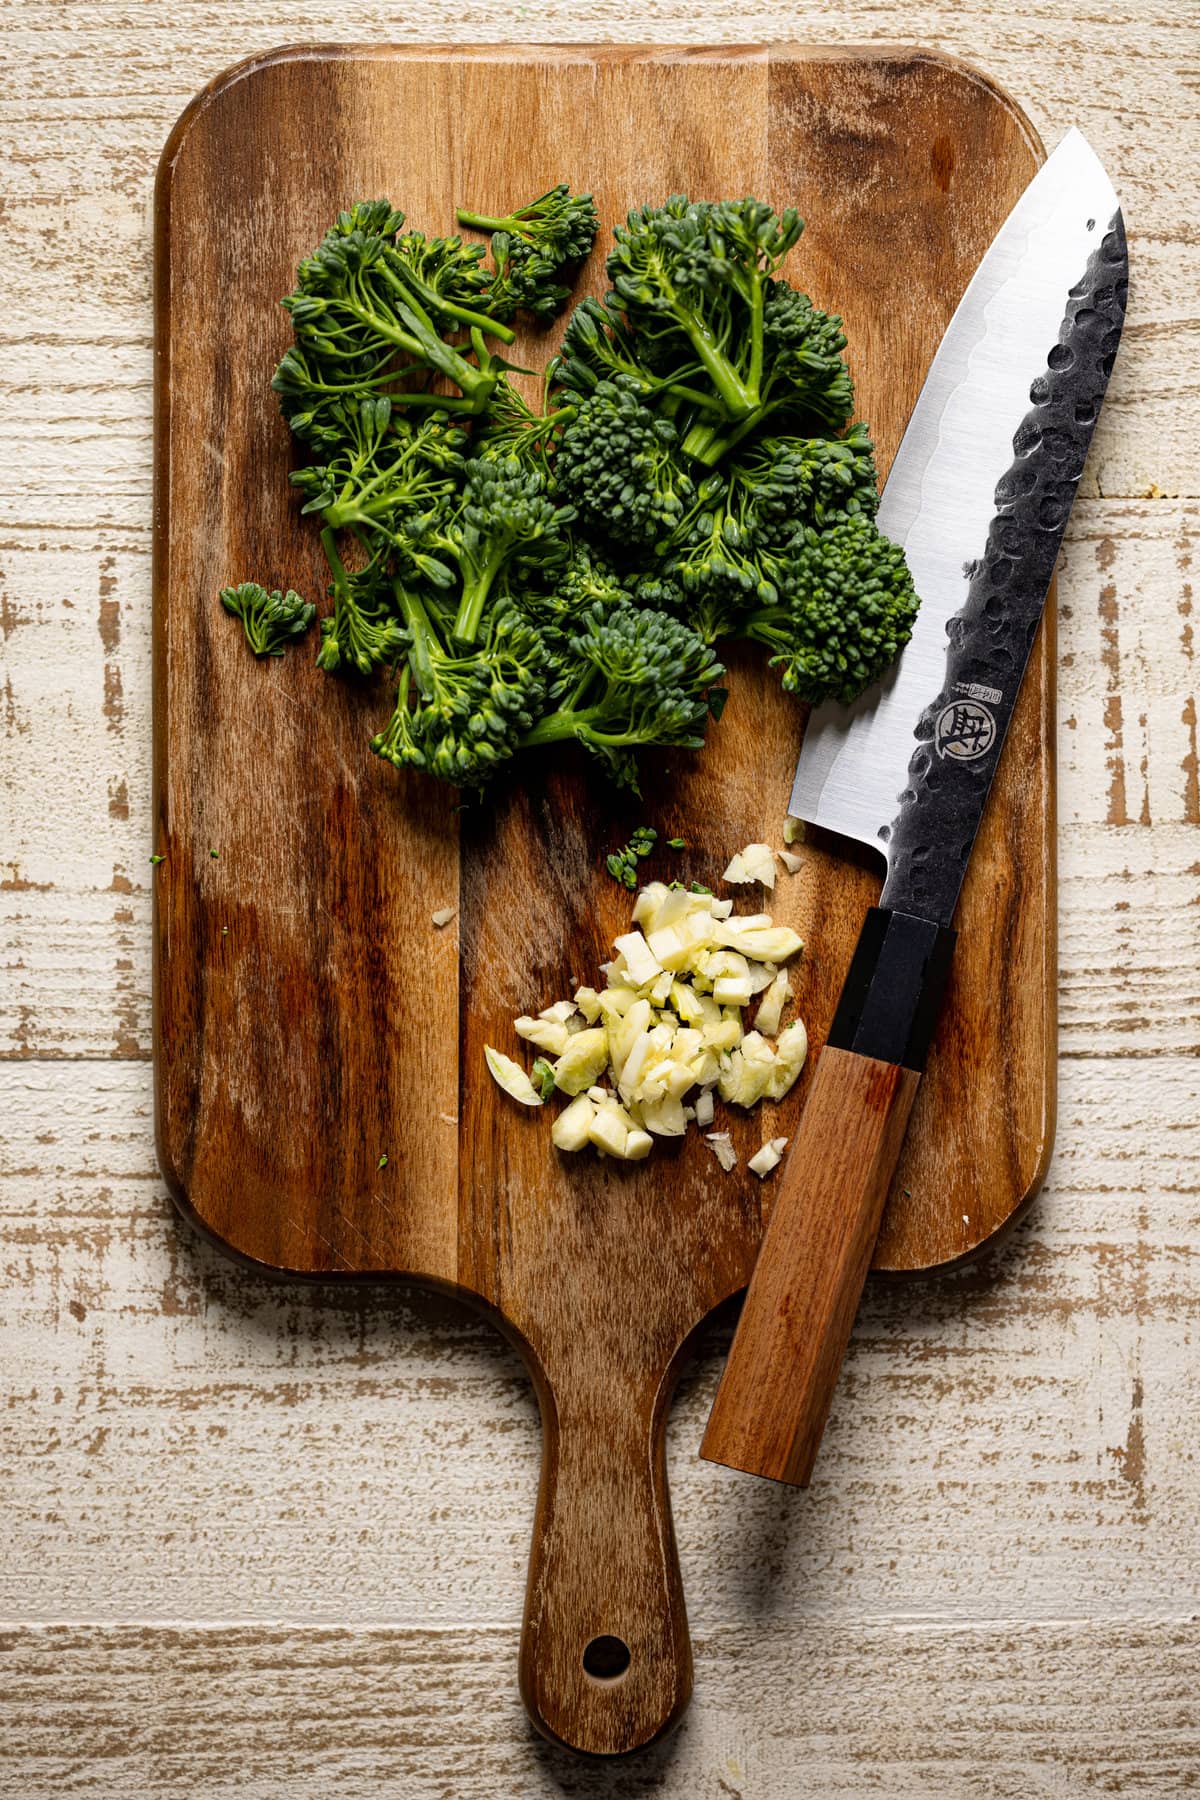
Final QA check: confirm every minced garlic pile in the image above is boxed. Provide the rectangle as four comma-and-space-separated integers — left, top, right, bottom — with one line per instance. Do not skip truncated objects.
484, 874, 807, 1174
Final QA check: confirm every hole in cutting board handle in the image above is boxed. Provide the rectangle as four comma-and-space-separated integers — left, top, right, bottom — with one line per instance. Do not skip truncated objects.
581, 1634, 631, 1682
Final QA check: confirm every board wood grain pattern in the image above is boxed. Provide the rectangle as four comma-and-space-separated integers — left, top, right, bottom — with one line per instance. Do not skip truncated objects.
3, 0, 1198, 1790
152, 41, 1059, 1753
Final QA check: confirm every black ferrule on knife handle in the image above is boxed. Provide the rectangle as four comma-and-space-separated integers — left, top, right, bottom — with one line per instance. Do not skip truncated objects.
826, 907, 957, 1072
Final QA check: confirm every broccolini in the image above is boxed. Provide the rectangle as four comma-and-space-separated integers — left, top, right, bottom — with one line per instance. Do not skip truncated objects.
222, 185, 920, 792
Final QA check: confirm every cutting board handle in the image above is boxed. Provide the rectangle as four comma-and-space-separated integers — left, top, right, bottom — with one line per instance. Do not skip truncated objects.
518, 1357, 692, 1756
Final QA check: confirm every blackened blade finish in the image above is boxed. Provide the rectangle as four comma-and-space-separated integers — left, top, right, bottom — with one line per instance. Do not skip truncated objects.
789, 129, 1128, 926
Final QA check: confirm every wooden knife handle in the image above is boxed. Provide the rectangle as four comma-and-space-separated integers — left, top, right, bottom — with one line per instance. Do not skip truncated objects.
700, 1045, 920, 1484
701, 907, 957, 1487
519, 1354, 692, 1756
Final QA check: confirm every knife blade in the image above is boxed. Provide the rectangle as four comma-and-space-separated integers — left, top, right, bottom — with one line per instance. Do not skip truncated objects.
701, 129, 1127, 1488
790, 127, 1126, 922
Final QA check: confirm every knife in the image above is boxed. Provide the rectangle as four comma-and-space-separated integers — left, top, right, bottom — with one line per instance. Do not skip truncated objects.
700, 129, 1128, 1487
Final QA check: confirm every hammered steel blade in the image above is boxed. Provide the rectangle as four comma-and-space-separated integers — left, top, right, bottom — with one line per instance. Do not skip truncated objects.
789, 129, 1127, 925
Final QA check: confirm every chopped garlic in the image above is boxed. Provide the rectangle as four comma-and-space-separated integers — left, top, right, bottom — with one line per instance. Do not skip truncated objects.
494, 873, 807, 1165
706, 1132, 738, 1172
514, 1015, 570, 1055
718, 922, 803, 964
783, 817, 804, 845
552, 1027, 610, 1095
754, 969, 792, 1038
748, 1136, 788, 1178
767, 1019, 808, 1100
718, 1032, 778, 1108
431, 906, 456, 927
640, 1094, 688, 1137
539, 999, 577, 1025
552, 1093, 596, 1150
484, 1045, 543, 1107
777, 848, 803, 874
723, 843, 776, 889
590, 1104, 630, 1157
613, 929, 662, 987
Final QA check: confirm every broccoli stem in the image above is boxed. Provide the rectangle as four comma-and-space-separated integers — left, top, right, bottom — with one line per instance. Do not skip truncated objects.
343, 278, 497, 414
392, 581, 444, 692
681, 396, 785, 467
320, 527, 352, 597
454, 207, 518, 236
452, 547, 510, 645
517, 705, 611, 748
674, 316, 757, 422
380, 254, 516, 345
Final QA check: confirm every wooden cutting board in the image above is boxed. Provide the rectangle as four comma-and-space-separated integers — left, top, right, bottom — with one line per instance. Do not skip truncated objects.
153, 43, 1055, 1756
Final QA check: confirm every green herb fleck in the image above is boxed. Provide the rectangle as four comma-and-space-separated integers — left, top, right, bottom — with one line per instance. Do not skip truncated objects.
209, 849, 219, 859
605, 826, 658, 888
149, 853, 164, 866
690, 881, 712, 896
378, 1152, 388, 1169
666, 837, 686, 850
530, 1056, 557, 1102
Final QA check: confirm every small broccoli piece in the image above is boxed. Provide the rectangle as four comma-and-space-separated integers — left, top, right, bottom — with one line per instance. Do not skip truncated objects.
585, 196, 857, 468
555, 377, 694, 547
740, 513, 920, 704
373, 589, 549, 785
220, 582, 317, 657
409, 457, 575, 645
486, 232, 572, 323
515, 540, 632, 667
276, 201, 517, 436
457, 184, 599, 264
315, 535, 405, 675
605, 824, 658, 887
519, 603, 725, 790
473, 376, 572, 475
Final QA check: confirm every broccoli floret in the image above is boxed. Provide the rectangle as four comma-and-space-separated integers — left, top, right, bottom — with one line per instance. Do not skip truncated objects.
557, 296, 660, 399
644, 423, 880, 617
275, 202, 517, 434
520, 602, 725, 790
457, 184, 599, 264
724, 422, 878, 533
587, 196, 856, 467
314, 535, 405, 675
373, 587, 549, 784
516, 540, 633, 665
290, 403, 466, 539
486, 232, 572, 323
219, 582, 316, 656
555, 377, 694, 547
739, 513, 920, 705
472, 376, 571, 475
392, 229, 494, 313
406, 457, 575, 644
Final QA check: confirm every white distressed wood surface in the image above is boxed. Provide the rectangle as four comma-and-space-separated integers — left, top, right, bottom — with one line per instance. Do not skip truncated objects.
2, 4, 1198, 1793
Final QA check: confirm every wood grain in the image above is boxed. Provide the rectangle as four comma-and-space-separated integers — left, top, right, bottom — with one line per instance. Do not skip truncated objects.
4, 1, 1198, 1789
151, 42, 1056, 1751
